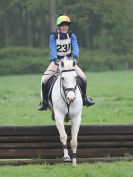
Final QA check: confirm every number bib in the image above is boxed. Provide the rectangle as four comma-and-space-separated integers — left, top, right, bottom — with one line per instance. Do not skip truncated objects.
56, 33, 72, 57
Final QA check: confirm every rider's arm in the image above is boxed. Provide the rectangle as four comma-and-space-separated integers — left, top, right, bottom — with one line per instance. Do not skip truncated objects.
50, 34, 57, 61
71, 33, 79, 59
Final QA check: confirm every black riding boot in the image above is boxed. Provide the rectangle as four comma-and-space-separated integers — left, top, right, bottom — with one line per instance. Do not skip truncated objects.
78, 77, 95, 107
38, 83, 48, 111
82, 80, 95, 107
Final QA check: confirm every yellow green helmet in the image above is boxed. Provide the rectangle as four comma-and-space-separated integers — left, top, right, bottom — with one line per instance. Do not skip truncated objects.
56, 15, 71, 27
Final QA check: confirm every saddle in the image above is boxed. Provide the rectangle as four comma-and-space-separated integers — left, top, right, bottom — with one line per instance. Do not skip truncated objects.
46, 75, 84, 106
46, 74, 58, 106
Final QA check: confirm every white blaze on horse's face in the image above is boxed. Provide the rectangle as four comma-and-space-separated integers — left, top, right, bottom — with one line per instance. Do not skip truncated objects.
61, 71, 77, 103
60, 59, 77, 104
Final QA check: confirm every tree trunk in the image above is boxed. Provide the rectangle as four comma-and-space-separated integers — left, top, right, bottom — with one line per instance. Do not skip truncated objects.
84, 28, 91, 49
127, 0, 133, 22
40, 22, 46, 48
3, 12, 11, 46
49, 0, 56, 32
27, 10, 33, 47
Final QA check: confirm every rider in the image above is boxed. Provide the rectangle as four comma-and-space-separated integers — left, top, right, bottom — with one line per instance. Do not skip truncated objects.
38, 14, 95, 111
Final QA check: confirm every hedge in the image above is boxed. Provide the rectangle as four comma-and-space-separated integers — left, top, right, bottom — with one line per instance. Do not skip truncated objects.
0, 47, 133, 75
0, 47, 49, 75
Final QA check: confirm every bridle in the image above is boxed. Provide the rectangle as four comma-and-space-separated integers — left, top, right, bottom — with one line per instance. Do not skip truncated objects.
60, 69, 78, 108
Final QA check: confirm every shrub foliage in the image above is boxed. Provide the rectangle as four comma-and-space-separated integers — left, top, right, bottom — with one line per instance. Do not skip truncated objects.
0, 47, 132, 75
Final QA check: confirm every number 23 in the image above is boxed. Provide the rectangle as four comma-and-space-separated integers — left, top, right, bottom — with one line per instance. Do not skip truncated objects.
57, 44, 70, 52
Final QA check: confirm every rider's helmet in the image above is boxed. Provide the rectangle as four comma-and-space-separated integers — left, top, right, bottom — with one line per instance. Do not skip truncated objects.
56, 14, 71, 27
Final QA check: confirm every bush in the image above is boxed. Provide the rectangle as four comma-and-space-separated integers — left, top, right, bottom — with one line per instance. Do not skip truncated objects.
0, 47, 133, 75
79, 48, 133, 71
0, 47, 49, 75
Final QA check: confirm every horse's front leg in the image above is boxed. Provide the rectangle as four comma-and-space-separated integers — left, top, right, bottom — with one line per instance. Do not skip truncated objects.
55, 112, 71, 162
70, 115, 81, 166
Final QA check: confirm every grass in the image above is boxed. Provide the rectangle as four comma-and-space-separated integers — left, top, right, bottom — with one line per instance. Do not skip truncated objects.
0, 70, 133, 176
0, 162, 133, 177
0, 70, 133, 125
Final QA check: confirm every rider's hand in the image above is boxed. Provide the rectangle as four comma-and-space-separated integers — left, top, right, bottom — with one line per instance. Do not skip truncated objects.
73, 56, 78, 64
54, 59, 60, 65
73, 55, 78, 60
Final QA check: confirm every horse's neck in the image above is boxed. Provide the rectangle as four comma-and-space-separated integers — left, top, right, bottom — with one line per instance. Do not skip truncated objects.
52, 75, 66, 106
56, 75, 63, 93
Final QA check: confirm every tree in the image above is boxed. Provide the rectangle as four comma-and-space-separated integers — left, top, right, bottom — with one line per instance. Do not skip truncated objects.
0, 0, 133, 54
49, 0, 56, 32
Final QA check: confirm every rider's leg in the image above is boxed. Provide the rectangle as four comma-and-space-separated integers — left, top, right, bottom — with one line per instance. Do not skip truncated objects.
38, 61, 58, 111
75, 65, 95, 107
38, 79, 48, 111
81, 78, 95, 106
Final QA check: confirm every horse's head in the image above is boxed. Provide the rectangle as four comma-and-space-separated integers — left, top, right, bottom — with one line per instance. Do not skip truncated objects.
59, 58, 77, 104
59, 56, 76, 70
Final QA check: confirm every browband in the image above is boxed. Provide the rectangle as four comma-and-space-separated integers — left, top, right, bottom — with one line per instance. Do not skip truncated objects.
61, 69, 76, 73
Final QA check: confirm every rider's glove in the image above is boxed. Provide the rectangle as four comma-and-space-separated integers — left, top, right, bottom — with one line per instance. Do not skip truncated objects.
54, 59, 60, 65
73, 56, 78, 64
73, 55, 78, 60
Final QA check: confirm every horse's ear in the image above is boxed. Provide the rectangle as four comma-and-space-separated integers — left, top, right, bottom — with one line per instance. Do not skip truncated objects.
61, 60, 64, 67
73, 60, 76, 67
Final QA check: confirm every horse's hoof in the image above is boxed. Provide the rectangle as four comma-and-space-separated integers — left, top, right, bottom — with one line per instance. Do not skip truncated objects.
63, 156, 71, 162
72, 158, 77, 166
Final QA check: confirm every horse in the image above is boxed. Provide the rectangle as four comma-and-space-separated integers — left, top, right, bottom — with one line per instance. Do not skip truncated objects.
48, 57, 83, 166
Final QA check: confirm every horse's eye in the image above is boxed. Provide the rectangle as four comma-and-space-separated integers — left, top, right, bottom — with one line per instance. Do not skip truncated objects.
61, 77, 64, 81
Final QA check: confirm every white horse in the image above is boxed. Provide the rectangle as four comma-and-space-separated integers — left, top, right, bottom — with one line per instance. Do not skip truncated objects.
49, 58, 83, 166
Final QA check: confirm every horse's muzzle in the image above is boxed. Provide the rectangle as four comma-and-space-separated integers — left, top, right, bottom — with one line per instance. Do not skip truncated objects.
66, 91, 76, 103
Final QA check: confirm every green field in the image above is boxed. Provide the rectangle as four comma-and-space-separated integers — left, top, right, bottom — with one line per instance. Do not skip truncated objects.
0, 70, 133, 125
0, 70, 133, 176
0, 162, 133, 177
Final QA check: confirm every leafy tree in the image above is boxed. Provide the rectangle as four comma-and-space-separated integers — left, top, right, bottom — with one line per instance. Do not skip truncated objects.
0, 0, 133, 54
